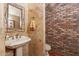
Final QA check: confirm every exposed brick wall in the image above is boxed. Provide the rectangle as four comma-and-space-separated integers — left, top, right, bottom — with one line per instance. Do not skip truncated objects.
45, 3, 79, 56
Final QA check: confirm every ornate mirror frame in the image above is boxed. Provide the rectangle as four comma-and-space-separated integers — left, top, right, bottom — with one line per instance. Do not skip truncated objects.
5, 3, 25, 32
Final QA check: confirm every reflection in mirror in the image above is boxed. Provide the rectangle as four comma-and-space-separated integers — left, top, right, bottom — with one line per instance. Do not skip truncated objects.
6, 4, 25, 32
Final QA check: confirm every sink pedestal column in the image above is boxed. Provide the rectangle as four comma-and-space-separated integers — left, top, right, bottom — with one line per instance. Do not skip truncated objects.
15, 47, 23, 56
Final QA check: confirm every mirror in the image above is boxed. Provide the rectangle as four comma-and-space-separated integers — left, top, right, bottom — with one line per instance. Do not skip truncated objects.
5, 3, 25, 32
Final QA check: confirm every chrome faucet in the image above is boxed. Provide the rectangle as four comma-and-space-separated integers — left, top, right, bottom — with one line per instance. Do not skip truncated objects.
15, 34, 19, 38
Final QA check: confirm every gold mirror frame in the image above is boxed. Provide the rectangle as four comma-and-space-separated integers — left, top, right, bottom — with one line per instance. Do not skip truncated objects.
5, 3, 25, 32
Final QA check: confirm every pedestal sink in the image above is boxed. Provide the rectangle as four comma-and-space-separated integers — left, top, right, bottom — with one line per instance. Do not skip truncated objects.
5, 36, 31, 56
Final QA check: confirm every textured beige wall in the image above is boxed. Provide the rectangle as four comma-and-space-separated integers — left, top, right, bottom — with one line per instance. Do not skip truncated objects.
0, 3, 5, 56
27, 3, 45, 56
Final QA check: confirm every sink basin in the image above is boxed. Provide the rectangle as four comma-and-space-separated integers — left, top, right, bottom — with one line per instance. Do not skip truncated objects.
5, 36, 31, 49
